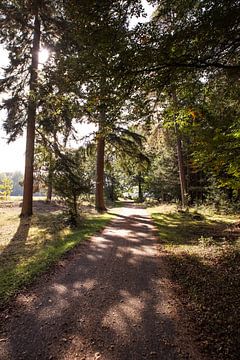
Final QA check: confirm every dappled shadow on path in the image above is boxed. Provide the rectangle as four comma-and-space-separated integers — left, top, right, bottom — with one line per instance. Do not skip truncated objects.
0, 206, 188, 360
108, 212, 154, 227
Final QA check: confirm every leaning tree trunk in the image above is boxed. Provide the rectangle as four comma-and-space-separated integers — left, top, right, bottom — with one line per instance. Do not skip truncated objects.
21, 5, 40, 217
95, 111, 107, 213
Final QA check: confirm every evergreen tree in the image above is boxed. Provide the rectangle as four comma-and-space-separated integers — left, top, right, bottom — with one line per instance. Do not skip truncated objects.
52, 148, 91, 226
53, 0, 144, 212
132, 0, 240, 76
0, 0, 63, 216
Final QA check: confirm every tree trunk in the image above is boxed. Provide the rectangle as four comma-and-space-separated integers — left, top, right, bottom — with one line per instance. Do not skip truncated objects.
95, 111, 107, 212
73, 194, 78, 218
175, 128, 187, 207
172, 90, 188, 208
21, 5, 40, 217
46, 182, 53, 202
138, 172, 144, 203
46, 173, 53, 202
46, 156, 53, 202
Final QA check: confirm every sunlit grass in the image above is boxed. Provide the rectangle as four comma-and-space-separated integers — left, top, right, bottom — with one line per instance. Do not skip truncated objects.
149, 204, 239, 253
0, 207, 113, 306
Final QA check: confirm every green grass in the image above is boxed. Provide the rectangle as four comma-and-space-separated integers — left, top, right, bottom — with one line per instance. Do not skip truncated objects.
0, 208, 113, 307
151, 207, 238, 249
149, 204, 240, 360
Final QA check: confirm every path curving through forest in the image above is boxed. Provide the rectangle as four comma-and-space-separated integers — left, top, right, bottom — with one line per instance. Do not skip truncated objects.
0, 203, 202, 360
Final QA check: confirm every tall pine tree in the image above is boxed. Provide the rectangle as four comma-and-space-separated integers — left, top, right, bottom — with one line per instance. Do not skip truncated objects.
0, 0, 63, 216
55, 0, 143, 212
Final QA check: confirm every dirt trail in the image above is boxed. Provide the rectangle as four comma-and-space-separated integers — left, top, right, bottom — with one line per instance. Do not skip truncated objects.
0, 204, 201, 360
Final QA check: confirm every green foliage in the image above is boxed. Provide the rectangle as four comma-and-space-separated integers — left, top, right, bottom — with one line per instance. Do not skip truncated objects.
104, 155, 121, 202
144, 126, 180, 202
0, 176, 13, 200
143, 67, 240, 206
136, 0, 239, 74
168, 73, 240, 195
52, 149, 91, 226
53, 0, 142, 128
198, 235, 215, 247
0, 172, 23, 196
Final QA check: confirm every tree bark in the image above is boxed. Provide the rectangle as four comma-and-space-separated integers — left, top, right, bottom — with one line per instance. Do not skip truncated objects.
95, 111, 107, 212
21, 4, 40, 217
46, 154, 53, 202
175, 127, 187, 207
46, 170, 53, 202
138, 172, 144, 203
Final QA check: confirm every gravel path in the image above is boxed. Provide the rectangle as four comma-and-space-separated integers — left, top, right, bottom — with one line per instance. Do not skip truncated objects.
0, 204, 201, 360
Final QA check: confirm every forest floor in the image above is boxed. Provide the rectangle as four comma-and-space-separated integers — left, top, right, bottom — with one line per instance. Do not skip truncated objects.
150, 204, 240, 360
0, 203, 202, 360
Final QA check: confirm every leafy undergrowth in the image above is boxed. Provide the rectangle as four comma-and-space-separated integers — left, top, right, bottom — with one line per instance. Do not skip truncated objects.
150, 204, 240, 360
0, 202, 113, 308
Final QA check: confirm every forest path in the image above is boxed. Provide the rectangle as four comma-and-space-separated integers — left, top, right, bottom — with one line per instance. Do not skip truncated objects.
0, 203, 201, 360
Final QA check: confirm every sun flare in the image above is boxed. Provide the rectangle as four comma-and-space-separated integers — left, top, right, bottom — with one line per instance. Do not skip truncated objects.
39, 48, 49, 64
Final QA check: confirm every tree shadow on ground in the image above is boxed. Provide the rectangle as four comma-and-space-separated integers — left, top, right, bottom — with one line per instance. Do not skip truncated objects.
0, 210, 64, 270
0, 209, 186, 360
0, 200, 63, 268
151, 212, 238, 246
108, 212, 154, 226
0, 218, 31, 267
166, 251, 240, 360
150, 209, 240, 359
0, 205, 69, 306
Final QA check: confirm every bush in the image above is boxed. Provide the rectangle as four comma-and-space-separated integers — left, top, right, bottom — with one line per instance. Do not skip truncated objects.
52, 149, 91, 226
0, 177, 13, 200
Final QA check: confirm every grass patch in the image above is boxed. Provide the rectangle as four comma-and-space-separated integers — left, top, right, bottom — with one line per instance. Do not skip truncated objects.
0, 206, 113, 307
149, 204, 240, 360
